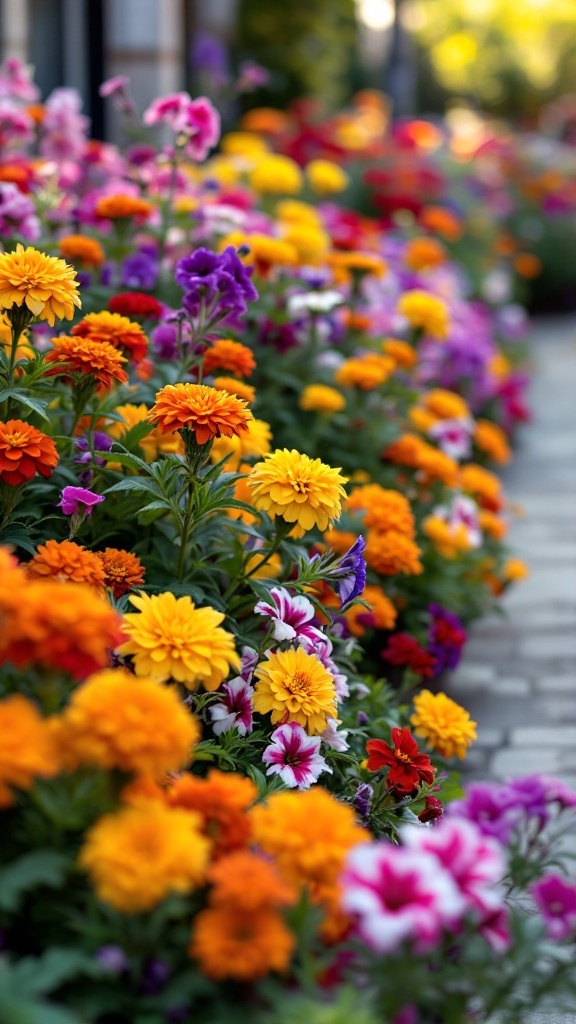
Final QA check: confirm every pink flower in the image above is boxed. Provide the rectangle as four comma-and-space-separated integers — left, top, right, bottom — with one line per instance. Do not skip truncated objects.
143, 93, 220, 161
0, 58, 40, 102
262, 722, 332, 789
40, 88, 89, 161
322, 717, 349, 752
433, 494, 482, 548
0, 101, 33, 148
428, 417, 473, 460
254, 586, 326, 646
209, 676, 254, 737
341, 843, 465, 953
58, 486, 104, 517
530, 873, 576, 941
99, 76, 130, 98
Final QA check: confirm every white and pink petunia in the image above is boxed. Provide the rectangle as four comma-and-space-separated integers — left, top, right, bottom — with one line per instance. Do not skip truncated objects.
262, 722, 332, 790
429, 417, 474, 461
254, 586, 326, 646
209, 676, 254, 737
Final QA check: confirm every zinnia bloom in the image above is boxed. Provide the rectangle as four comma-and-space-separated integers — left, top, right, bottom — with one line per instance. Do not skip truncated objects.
0, 694, 59, 807
108, 292, 163, 321
366, 728, 436, 793
167, 769, 256, 857
95, 193, 153, 221
405, 236, 446, 271
190, 905, 295, 980
0, 243, 81, 326
96, 547, 145, 599
248, 448, 347, 533
44, 335, 128, 391
381, 633, 437, 678
79, 802, 210, 913
0, 419, 58, 486
148, 382, 253, 445
253, 646, 337, 735
397, 290, 450, 340
118, 591, 240, 689
27, 539, 106, 588
410, 690, 477, 760
72, 310, 149, 364
262, 722, 332, 789
202, 338, 256, 378
58, 234, 105, 268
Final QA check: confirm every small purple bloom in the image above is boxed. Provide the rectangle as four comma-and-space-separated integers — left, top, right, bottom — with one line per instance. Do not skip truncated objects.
58, 486, 105, 517
140, 958, 171, 996
353, 782, 373, 821
209, 676, 254, 737
335, 536, 367, 606
175, 246, 258, 328
151, 322, 179, 360
448, 781, 523, 845
96, 945, 129, 975
262, 722, 332, 790
254, 586, 326, 645
121, 246, 159, 290
530, 873, 576, 941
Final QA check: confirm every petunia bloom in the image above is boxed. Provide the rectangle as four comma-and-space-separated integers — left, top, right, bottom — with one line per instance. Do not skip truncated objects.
262, 722, 332, 790
58, 485, 104, 517
254, 586, 325, 646
530, 874, 576, 941
365, 728, 435, 794
209, 676, 254, 737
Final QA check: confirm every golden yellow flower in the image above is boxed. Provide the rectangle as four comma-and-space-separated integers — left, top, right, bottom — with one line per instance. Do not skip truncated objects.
408, 406, 437, 433
253, 647, 337, 735
502, 557, 529, 581
278, 222, 330, 265
220, 131, 269, 155
108, 403, 170, 462
0, 695, 59, 807
478, 509, 507, 541
423, 388, 470, 421
219, 232, 298, 277
416, 445, 460, 488
397, 290, 450, 340
213, 376, 256, 403
210, 416, 272, 470
79, 802, 210, 913
364, 529, 423, 576
0, 244, 81, 326
248, 448, 348, 533
55, 668, 200, 776
335, 354, 395, 390
299, 384, 345, 413
410, 690, 477, 759
118, 591, 240, 690
148, 382, 253, 446
305, 159, 350, 194
328, 250, 387, 283
422, 516, 472, 559
275, 199, 322, 227
249, 154, 303, 194
474, 418, 511, 465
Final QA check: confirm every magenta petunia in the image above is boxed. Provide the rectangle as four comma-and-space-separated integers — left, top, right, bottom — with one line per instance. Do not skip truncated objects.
254, 586, 326, 646
209, 676, 254, 737
58, 485, 105, 517
530, 873, 576, 942
262, 722, 332, 790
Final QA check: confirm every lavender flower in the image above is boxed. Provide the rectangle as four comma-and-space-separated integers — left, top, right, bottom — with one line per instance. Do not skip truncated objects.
353, 782, 374, 820
262, 722, 332, 790
96, 945, 129, 975
0, 182, 40, 240
335, 536, 367, 606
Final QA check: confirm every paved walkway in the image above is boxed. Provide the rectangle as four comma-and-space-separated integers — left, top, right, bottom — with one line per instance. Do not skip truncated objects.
446, 316, 576, 787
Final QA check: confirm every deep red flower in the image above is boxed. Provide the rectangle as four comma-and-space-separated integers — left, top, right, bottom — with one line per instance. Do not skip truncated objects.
108, 292, 163, 321
365, 727, 435, 794
418, 795, 444, 823
381, 633, 437, 679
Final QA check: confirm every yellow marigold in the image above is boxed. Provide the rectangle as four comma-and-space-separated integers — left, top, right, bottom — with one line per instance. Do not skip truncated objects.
459, 463, 502, 511
410, 689, 477, 760
405, 237, 446, 272
328, 250, 387, 283
211, 416, 272, 470
190, 905, 295, 980
220, 231, 298, 277
423, 388, 470, 421
167, 769, 256, 857
335, 354, 395, 390
249, 154, 303, 195
416, 445, 460, 488
474, 418, 511, 465
502, 557, 529, 581
423, 516, 472, 559
489, 352, 511, 381
409, 406, 438, 433
96, 547, 145, 599
202, 338, 256, 378
220, 131, 269, 155
278, 222, 330, 266
244, 549, 282, 580
27, 539, 106, 588
148, 382, 253, 446
0, 695, 59, 807
275, 199, 322, 227
118, 591, 240, 690
248, 448, 348, 533
397, 289, 450, 340
212, 376, 255, 403
305, 159, 350, 194
95, 193, 153, 221
478, 509, 507, 541
72, 310, 148, 364
346, 484, 415, 536
79, 802, 210, 913
344, 584, 397, 636
55, 668, 199, 776
250, 788, 368, 908
58, 234, 105, 268
208, 849, 296, 912
253, 647, 337, 735
323, 528, 360, 554
299, 383, 346, 413
44, 335, 128, 391
364, 529, 423, 576
383, 337, 417, 369
0, 244, 81, 326
108, 402, 170, 462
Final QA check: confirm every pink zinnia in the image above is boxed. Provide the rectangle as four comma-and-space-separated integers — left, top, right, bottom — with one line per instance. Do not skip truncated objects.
262, 722, 332, 790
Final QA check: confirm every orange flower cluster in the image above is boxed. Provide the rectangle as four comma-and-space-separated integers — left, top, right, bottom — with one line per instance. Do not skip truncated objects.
95, 193, 153, 221
460, 463, 503, 511
202, 338, 256, 378
72, 311, 148, 364
384, 432, 459, 488
167, 769, 257, 858
335, 353, 395, 390
364, 529, 423, 576
28, 539, 106, 588
344, 482, 423, 577
44, 335, 128, 391
0, 694, 59, 807
0, 419, 58, 487
474, 419, 511, 465
58, 234, 105, 268
405, 237, 446, 271
148, 382, 253, 445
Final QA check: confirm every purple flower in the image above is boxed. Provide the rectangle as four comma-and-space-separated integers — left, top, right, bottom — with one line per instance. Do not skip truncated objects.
236, 60, 269, 92
209, 676, 254, 737
0, 182, 40, 240
121, 247, 159, 290
58, 486, 104, 517
353, 782, 373, 821
140, 958, 171, 996
530, 873, 576, 941
175, 246, 258, 328
427, 603, 467, 674
254, 586, 326, 645
448, 781, 524, 845
151, 322, 179, 360
240, 645, 258, 681
262, 722, 332, 790
96, 945, 129, 975
334, 536, 367, 606
541, 776, 576, 810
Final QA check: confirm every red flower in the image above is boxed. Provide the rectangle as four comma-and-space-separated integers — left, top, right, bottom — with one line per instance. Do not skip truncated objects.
381, 633, 437, 679
108, 292, 163, 321
366, 728, 435, 794
418, 795, 444, 823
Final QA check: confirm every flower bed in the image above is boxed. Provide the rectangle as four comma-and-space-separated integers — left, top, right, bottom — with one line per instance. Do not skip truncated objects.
0, 60, 574, 1024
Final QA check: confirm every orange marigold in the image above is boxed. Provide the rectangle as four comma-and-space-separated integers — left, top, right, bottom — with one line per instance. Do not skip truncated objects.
95, 193, 153, 221
190, 905, 295, 980
479, 509, 507, 541
474, 419, 511, 465
27, 539, 106, 588
96, 547, 145, 599
459, 463, 503, 512
0, 419, 58, 487
405, 237, 446, 271
364, 529, 423, 576
335, 354, 395, 390
203, 338, 256, 378
346, 484, 415, 536
148, 382, 253, 445
212, 376, 256, 403
0, 695, 59, 807
72, 311, 148, 364
44, 335, 128, 391
422, 388, 470, 421
208, 849, 296, 912
58, 234, 105, 268
323, 528, 360, 554
382, 337, 417, 369
384, 432, 427, 468
419, 205, 463, 242
416, 445, 460, 488
167, 769, 256, 858
344, 584, 397, 636
422, 516, 472, 559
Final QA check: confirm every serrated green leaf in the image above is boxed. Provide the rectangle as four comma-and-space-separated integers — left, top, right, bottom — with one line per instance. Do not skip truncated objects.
100, 449, 150, 472
0, 390, 49, 420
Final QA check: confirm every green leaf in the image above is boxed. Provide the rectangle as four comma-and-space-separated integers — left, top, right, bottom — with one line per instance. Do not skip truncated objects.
104, 477, 160, 497
0, 851, 69, 912
100, 449, 150, 473
137, 500, 172, 524
0, 390, 49, 420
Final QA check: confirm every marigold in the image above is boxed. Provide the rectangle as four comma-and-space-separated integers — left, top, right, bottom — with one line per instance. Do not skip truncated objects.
220, 130, 269, 155
474, 418, 511, 465
118, 591, 240, 690
44, 335, 128, 391
0, 695, 59, 807
27, 539, 106, 587
167, 769, 256, 857
335, 354, 395, 390
344, 584, 397, 636
220, 231, 298, 276
405, 237, 446, 271
72, 310, 148, 364
423, 516, 472, 559
323, 528, 360, 554
478, 509, 507, 541
249, 154, 303, 194
210, 416, 271, 470
0, 244, 81, 326
279, 222, 330, 265
416, 444, 460, 488
408, 405, 437, 433
253, 647, 337, 735
419, 205, 463, 242
96, 547, 145, 599
364, 529, 423, 576
328, 250, 387, 283
108, 403, 168, 462
306, 159, 350, 194
0, 419, 58, 486
190, 906, 295, 980
58, 234, 105, 268
248, 448, 348, 533
410, 689, 477, 760
299, 384, 346, 413
397, 289, 450, 340
79, 802, 210, 913
55, 668, 199, 776
95, 193, 153, 221
275, 199, 323, 226
346, 484, 415, 536
212, 376, 256, 404
208, 849, 296, 912
459, 463, 502, 512
202, 338, 256, 378
502, 557, 529, 581
384, 432, 427, 467
383, 337, 417, 369
423, 388, 470, 421
148, 382, 253, 446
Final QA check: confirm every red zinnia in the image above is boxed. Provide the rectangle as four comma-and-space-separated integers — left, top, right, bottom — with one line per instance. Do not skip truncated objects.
108, 292, 163, 321
381, 632, 437, 679
365, 727, 435, 794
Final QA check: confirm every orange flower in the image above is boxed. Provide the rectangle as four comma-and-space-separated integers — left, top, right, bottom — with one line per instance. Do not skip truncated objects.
478, 509, 507, 541
323, 528, 360, 554
0, 419, 58, 486
419, 205, 463, 242
72, 311, 148, 364
328, 250, 387, 283
364, 529, 423, 576
95, 193, 153, 221
460, 463, 502, 512
96, 547, 145, 599
346, 484, 415, 536
44, 335, 128, 391
344, 584, 397, 636
0, 695, 59, 807
416, 445, 460, 488
148, 383, 253, 445
212, 376, 255, 403
513, 253, 541, 279
382, 337, 417, 369
167, 769, 256, 858
208, 849, 296, 912
405, 237, 446, 271
422, 516, 472, 559
190, 905, 295, 980
423, 389, 470, 421
474, 419, 511, 465
335, 354, 395, 390
27, 539, 106, 588
202, 338, 256, 378
58, 234, 105, 268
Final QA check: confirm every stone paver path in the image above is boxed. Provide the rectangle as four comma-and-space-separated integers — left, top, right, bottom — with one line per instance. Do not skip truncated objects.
446, 316, 576, 788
